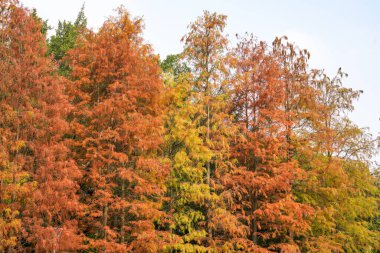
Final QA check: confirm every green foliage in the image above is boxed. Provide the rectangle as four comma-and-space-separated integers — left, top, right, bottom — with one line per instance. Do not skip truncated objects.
48, 4, 87, 76
31, 8, 51, 36
160, 54, 190, 77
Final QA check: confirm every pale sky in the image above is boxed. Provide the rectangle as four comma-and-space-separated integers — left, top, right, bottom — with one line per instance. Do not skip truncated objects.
22, 0, 380, 159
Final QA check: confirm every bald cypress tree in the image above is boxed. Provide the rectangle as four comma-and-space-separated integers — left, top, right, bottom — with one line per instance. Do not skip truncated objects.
0, 0, 83, 251
66, 7, 169, 252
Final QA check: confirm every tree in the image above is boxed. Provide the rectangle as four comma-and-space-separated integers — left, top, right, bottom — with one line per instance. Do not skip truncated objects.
160, 55, 215, 252
31, 8, 51, 36
271, 36, 314, 161
66, 7, 169, 252
1, 3, 379, 252
0, 0, 83, 251
180, 11, 243, 250
0, 2, 31, 244
160, 54, 190, 77
294, 69, 380, 252
226, 34, 313, 252
48, 4, 87, 76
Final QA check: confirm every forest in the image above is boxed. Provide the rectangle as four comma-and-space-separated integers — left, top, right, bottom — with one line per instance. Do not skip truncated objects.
0, 0, 379, 252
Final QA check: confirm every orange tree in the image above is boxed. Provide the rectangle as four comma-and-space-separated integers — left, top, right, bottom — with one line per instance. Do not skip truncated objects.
66, 7, 169, 252
0, 0, 82, 251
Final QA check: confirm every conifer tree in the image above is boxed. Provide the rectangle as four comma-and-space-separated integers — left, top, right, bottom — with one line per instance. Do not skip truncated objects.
295, 69, 380, 252
227, 35, 313, 252
48, 4, 87, 76
271, 36, 315, 161
0, 3, 379, 252
180, 11, 243, 250
161, 55, 215, 252
0, 0, 83, 251
66, 7, 169, 252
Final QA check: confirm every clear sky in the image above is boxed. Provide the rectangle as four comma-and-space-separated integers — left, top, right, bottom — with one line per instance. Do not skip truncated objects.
22, 0, 380, 156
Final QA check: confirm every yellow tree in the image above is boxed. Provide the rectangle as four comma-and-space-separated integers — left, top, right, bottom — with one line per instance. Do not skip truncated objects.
161, 61, 213, 252
180, 11, 242, 250
295, 69, 380, 252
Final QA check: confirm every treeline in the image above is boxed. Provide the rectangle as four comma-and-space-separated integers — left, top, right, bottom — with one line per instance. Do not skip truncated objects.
0, 1, 379, 252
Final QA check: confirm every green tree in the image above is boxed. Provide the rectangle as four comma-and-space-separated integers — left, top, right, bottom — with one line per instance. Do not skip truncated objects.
48, 4, 87, 76
31, 8, 51, 36
160, 54, 190, 77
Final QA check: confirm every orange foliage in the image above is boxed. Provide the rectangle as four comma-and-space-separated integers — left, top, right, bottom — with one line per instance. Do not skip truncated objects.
226, 35, 313, 251
66, 7, 169, 251
0, 0, 82, 251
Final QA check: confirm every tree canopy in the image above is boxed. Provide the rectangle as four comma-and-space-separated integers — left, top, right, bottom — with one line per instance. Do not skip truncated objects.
0, 1, 379, 252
